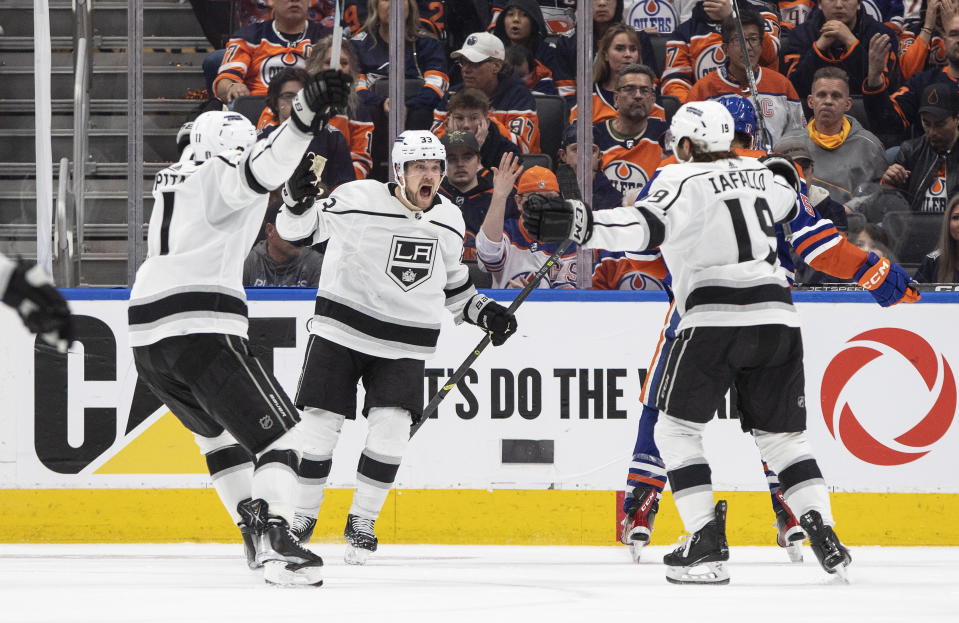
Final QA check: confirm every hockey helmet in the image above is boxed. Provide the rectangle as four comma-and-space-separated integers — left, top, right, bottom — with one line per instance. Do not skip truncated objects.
666, 100, 735, 161
190, 111, 257, 162
716, 95, 757, 137
391, 130, 447, 188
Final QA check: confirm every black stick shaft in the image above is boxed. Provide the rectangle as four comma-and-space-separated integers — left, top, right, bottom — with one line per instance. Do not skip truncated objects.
410, 238, 575, 437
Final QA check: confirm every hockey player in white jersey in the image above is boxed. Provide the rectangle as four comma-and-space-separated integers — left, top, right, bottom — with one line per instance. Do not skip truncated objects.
128, 69, 354, 587
275, 129, 518, 565
522, 100, 851, 584
0, 254, 73, 352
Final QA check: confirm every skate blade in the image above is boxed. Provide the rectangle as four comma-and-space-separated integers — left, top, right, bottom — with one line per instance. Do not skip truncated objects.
344, 545, 371, 565
785, 541, 803, 563
263, 560, 324, 587
665, 562, 730, 585
628, 540, 647, 564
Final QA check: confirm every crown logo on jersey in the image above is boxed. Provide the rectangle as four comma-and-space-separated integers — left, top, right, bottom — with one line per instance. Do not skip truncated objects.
402, 269, 417, 283
388, 235, 437, 291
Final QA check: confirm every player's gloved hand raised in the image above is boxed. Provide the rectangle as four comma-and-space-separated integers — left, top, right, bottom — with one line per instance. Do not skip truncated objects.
2, 259, 75, 352
760, 154, 802, 194
521, 194, 592, 244
282, 152, 326, 216
290, 69, 354, 136
855, 252, 921, 307
464, 294, 517, 346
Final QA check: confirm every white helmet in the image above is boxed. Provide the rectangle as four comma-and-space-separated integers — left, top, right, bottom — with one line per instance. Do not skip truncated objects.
391, 130, 446, 192
190, 111, 257, 162
667, 101, 735, 161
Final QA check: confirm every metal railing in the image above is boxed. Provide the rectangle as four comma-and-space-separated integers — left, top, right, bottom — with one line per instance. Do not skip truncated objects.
70, 0, 92, 283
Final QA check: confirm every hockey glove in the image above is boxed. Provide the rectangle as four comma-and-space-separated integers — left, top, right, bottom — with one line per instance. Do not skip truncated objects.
760, 154, 802, 194
1, 259, 75, 352
464, 294, 517, 346
522, 195, 592, 244
290, 69, 354, 136
282, 152, 325, 216
854, 252, 921, 307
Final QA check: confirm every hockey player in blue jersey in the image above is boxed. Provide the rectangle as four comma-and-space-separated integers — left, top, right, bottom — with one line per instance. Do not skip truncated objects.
590, 95, 919, 565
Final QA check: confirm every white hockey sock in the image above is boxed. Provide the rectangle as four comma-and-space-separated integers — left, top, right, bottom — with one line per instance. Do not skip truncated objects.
194, 432, 253, 524
293, 408, 344, 518
655, 413, 715, 533
349, 407, 411, 520
753, 429, 834, 525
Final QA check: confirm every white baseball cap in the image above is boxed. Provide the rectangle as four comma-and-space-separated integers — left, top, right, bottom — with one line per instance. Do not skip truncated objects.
451, 32, 505, 63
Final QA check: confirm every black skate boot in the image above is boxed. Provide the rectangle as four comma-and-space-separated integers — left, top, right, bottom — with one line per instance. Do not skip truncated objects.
799, 510, 851, 581
290, 513, 317, 544
237, 498, 267, 570
344, 513, 378, 565
663, 500, 730, 585
259, 513, 324, 587
620, 486, 660, 563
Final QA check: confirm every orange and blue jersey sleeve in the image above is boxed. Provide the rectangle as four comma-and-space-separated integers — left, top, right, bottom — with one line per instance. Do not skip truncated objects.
789, 194, 868, 279
661, 32, 694, 104
214, 32, 255, 94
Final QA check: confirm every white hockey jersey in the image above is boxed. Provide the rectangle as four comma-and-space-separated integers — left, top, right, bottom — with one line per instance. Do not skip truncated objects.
276, 180, 477, 360
586, 156, 799, 332
0, 253, 14, 296
128, 121, 314, 347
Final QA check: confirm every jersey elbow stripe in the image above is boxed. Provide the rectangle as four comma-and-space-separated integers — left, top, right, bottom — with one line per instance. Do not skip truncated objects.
637, 207, 665, 249
243, 158, 270, 194
803, 235, 842, 264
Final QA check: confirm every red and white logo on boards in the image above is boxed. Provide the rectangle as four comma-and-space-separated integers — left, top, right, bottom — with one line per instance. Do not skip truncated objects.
820, 328, 956, 466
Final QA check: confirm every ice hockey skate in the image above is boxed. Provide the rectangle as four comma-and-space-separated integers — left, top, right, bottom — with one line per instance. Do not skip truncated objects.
620, 486, 659, 562
239, 498, 323, 587
664, 500, 730, 585
237, 498, 267, 570
800, 510, 851, 582
290, 513, 317, 544
344, 513, 378, 565
774, 491, 804, 563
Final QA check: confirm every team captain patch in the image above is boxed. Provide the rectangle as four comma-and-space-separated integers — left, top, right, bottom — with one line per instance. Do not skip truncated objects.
387, 235, 437, 291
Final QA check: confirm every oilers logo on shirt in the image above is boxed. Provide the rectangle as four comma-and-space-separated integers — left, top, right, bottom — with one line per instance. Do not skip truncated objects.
921, 175, 947, 213
388, 235, 437, 291
259, 50, 307, 89
604, 161, 651, 194
693, 44, 726, 81
626, 0, 678, 34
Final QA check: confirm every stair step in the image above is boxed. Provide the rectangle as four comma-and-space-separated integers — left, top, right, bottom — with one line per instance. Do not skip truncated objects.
0, 162, 170, 178
0, 128, 179, 163
0, 65, 204, 100
0, 0, 205, 39
0, 36, 214, 52
0, 51, 208, 68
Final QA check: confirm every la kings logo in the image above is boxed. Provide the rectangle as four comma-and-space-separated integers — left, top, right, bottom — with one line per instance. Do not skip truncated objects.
387, 235, 437, 291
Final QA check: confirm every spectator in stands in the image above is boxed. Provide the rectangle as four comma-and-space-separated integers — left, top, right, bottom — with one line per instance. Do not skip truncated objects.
213, 0, 330, 104
439, 130, 520, 247
864, 11, 958, 134
587, 63, 667, 201
880, 82, 959, 212
849, 223, 899, 260
556, 124, 625, 211
570, 24, 667, 124
506, 43, 559, 96
914, 194, 959, 282
662, 0, 782, 104
352, 0, 449, 130
778, 67, 887, 205
305, 36, 376, 179
259, 67, 309, 132
477, 161, 579, 288
557, 1, 661, 81
687, 12, 805, 145
244, 202, 324, 287
774, 132, 850, 229
783, 0, 900, 102
490, 0, 576, 35
341, 0, 446, 38
434, 32, 541, 153
897, 0, 953, 80
492, 1, 571, 97
441, 88, 521, 169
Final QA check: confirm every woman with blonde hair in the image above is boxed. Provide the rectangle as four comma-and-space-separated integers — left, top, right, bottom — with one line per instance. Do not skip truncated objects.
306, 36, 376, 179
915, 195, 959, 283
568, 23, 665, 125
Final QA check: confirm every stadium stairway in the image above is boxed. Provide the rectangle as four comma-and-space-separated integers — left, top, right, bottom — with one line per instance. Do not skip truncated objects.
0, 0, 211, 285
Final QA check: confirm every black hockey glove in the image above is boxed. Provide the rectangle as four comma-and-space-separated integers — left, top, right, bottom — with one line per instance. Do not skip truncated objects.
282, 152, 326, 215
290, 69, 354, 136
2, 259, 74, 353
464, 294, 517, 347
761, 154, 802, 194
522, 194, 592, 244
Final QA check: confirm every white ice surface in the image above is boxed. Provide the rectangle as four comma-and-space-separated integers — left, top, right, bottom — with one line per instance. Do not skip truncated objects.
0, 544, 956, 623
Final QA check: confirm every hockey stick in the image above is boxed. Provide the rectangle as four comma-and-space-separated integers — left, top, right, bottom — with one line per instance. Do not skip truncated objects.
330, 0, 344, 69
728, 0, 771, 151
410, 237, 575, 437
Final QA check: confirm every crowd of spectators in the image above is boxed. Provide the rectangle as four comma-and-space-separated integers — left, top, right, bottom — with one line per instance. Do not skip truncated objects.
183, 0, 959, 287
